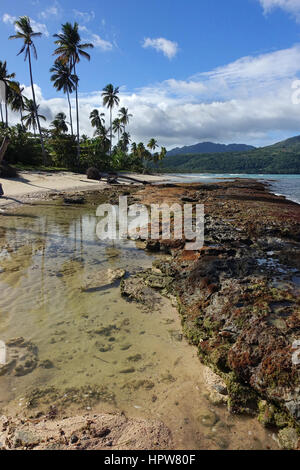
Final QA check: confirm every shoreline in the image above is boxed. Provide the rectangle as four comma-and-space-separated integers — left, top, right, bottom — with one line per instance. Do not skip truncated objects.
0, 176, 299, 450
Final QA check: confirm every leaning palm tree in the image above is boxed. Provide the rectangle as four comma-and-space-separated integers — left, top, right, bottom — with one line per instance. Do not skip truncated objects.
118, 107, 132, 132
50, 112, 68, 135
7, 81, 25, 129
89, 109, 105, 133
102, 84, 120, 156
9, 16, 46, 162
53, 22, 94, 161
0, 60, 16, 127
50, 59, 77, 136
112, 118, 123, 144
22, 97, 46, 136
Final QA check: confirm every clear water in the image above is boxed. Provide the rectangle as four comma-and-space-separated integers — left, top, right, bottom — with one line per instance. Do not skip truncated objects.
0, 197, 278, 449
166, 174, 300, 205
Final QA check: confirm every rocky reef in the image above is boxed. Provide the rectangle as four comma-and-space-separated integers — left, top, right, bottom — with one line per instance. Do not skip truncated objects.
123, 180, 300, 449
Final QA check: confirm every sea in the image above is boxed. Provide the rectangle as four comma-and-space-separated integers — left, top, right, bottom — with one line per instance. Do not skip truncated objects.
166, 174, 300, 205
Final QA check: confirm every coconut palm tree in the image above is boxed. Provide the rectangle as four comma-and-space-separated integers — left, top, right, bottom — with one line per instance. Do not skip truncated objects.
112, 118, 123, 143
89, 109, 105, 133
118, 107, 132, 132
95, 124, 110, 154
119, 131, 131, 152
22, 97, 46, 135
147, 138, 159, 157
53, 22, 94, 161
9, 16, 46, 162
50, 112, 68, 135
50, 59, 77, 136
0, 60, 16, 127
7, 81, 25, 129
102, 84, 120, 156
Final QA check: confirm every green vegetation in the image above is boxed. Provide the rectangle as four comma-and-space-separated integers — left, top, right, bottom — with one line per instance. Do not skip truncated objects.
158, 136, 300, 174
0, 16, 166, 174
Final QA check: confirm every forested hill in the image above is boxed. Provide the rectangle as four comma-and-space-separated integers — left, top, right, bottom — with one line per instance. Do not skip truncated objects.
159, 136, 300, 174
167, 141, 255, 156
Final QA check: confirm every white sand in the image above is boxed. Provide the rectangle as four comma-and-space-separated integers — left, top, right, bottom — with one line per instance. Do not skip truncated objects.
0, 171, 166, 207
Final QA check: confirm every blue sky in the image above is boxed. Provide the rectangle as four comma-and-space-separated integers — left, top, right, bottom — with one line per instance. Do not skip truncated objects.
2, 0, 300, 148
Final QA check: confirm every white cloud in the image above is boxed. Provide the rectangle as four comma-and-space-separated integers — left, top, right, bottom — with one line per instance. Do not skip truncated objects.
142, 37, 178, 59
39, 4, 59, 20
79, 26, 113, 51
73, 9, 95, 23
2, 13, 16, 25
2, 13, 49, 37
259, 0, 300, 21
7, 46, 300, 149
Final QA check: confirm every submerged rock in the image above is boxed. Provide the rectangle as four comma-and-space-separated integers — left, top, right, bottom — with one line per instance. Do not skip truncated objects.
0, 337, 38, 377
82, 269, 126, 291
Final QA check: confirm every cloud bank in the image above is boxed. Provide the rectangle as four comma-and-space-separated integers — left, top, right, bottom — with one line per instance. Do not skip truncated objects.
6, 44, 300, 149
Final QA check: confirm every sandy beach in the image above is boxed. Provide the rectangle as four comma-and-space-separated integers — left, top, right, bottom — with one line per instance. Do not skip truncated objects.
0, 171, 166, 207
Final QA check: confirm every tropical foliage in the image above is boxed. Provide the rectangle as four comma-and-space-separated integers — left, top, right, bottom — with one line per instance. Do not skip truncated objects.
1, 16, 166, 173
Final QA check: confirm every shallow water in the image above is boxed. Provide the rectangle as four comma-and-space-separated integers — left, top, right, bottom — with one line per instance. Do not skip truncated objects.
0, 196, 278, 449
165, 173, 300, 205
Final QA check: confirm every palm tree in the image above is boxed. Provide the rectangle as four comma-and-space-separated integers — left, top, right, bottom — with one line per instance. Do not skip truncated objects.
89, 109, 105, 133
147, 138, 159, 157
95, 125, 110, 154
0, 60, 16, 127
9, 16, 46, 162
119, 131, 131, 152
7, 81, 25, 129
112, 118, 123, 143
50, 59, 77, 136
50, 112, 68, 135
53, 22, 94, 161
102, 84, 120, 156
22, 97, 46, 135
118, 107, 132, 132
131, 142, 137, 156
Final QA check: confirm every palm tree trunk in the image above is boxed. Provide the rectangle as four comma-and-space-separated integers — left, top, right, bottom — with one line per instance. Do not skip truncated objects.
28, 48, 46, 164
5, 83, 8, 128
20, 109, 25, 131
110, 107, 112, 156
66, 88, 73, 136
73, 62, 80, 164
0, 136, 10, 164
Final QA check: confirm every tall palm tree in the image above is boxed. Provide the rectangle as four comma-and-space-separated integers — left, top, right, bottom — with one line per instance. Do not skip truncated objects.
0, 60, 16, 127
118, 107, 132, 132
9, 16, 46, 162
89, 109, 105, 133
53, 22, 94, 161
102, 84, 120, 156
22, 97, 46, 135
50, 59, 77, 136
7, 81, 25, 129
50, 112, 68, 135
112, 118, 123, 143
147, 138, 159, 157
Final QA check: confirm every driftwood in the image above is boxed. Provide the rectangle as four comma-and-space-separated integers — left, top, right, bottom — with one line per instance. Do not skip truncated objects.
101, 173, 151, 185
0, 136, 10, 164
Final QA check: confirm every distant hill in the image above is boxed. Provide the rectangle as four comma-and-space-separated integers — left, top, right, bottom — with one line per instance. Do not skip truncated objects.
159, 136, 300, 174
167, 141, 255, 157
